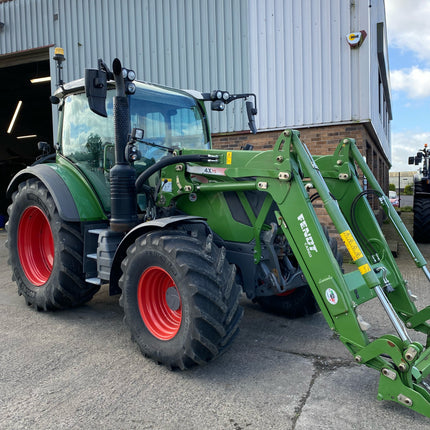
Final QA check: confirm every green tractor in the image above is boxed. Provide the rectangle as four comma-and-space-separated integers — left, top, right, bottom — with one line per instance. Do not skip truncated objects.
6, 52, 430, 417
409, 144, 430, 242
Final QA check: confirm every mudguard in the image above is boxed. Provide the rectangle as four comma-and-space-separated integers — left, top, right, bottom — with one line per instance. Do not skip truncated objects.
7, 163, 106, 222
109, 215, 208, 295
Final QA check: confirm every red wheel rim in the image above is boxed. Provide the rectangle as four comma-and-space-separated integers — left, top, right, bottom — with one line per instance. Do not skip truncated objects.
137, 266, 182, 340
278, 288, 296, 297
18, 206, 54, 286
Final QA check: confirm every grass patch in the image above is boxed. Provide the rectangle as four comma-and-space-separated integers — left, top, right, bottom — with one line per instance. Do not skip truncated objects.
400, 206, 413, 212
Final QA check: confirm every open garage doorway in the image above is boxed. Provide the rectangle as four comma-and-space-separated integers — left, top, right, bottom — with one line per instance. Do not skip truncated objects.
0, 53, 53, 226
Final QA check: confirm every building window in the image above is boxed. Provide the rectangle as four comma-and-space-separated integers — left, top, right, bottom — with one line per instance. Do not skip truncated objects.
377, 22, 392, 138
378, 72, 382, 118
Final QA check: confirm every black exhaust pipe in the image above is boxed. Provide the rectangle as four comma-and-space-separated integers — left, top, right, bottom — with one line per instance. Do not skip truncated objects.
109, 58, 137, 232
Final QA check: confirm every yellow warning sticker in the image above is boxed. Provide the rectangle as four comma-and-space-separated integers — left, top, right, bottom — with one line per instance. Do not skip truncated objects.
340, 230, 363, 262
161, 178, 172, 192
227, 151, 232, 165
358, 264, 371, 275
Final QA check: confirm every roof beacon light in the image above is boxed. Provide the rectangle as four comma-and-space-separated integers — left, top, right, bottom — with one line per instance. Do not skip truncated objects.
53, 47, 66, 88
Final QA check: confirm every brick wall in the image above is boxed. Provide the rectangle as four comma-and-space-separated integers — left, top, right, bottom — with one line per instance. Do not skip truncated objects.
212, 122, 390, 192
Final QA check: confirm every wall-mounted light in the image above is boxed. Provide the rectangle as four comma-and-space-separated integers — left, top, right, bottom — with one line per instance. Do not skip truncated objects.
30, 76, 51, 84
346, 30, 367, 48
7, 100, 23, 134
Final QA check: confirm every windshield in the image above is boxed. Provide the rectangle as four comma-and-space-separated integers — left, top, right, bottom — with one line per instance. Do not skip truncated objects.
130, 84, 210, 165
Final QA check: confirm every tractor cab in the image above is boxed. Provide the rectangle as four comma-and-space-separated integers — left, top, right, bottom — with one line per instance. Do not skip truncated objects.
55, 80, 210, 213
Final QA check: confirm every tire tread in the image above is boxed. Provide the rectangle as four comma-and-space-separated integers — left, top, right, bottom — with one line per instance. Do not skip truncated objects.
119, 229, 243, 369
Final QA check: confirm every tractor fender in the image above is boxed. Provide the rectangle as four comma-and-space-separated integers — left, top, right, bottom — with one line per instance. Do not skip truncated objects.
7, 163, 107, 222
7, 164, 80, 222
109, 215, 208, 295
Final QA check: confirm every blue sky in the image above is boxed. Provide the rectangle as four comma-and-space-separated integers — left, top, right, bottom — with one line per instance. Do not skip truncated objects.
386, 0, 430, 171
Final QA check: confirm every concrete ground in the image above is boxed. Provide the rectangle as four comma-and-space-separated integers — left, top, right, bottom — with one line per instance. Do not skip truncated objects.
1, 212, 430, 429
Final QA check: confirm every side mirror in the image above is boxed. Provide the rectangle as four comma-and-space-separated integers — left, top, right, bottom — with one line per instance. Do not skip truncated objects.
203, 90, 258, 134
246, 101, 257, 134
408, 156, 415, 165
211, 100, 225, 111
85, 68, 107, 117
37, 141, 51, 155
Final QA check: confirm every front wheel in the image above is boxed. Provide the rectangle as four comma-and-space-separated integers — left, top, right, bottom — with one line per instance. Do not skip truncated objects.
255, 226, 342, 318
119, 229, 243, 369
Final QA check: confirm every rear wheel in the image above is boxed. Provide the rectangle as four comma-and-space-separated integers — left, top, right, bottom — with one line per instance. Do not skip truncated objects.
255, 226, 342, 318
6, 178, 99, 310
413, 182, 430, 243
119, 229, 243, 369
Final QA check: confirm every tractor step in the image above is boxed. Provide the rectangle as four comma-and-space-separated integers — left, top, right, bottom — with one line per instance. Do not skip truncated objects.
85, 228, 124, 283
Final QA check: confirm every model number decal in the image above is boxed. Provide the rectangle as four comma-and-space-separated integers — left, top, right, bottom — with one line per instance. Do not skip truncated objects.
186, 166, 227, 176
297, 213, 318, 257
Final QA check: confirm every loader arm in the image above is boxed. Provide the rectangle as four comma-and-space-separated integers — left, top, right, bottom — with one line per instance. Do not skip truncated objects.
157, 129, 430, 417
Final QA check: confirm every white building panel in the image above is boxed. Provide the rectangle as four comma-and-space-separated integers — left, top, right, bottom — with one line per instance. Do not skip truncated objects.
0, 0, 252, 133
247, 0, 389, 154
0, 0, 390, 151
249, 0, 363, 130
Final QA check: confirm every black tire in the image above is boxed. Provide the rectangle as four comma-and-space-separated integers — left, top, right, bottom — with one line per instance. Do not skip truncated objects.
413, 183, 430, 243
255, 226, 342, 318
255, 285, 319, 318
119, 229, 243, 369
6, 178, 99, 310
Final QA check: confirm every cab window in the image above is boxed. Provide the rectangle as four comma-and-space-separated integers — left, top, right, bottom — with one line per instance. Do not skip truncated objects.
61, 91, 115, 211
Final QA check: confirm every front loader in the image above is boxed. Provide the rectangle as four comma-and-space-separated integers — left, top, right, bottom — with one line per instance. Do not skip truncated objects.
6, 53, 430, 417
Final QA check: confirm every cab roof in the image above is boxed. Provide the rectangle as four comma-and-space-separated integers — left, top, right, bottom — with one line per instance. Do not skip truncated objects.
54, 78, 205, 101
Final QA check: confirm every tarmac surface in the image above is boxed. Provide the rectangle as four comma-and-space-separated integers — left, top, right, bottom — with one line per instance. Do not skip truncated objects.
1, 212, 430, 429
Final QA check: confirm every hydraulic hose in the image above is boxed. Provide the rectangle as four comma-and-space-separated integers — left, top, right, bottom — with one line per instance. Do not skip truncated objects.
135, 154, 211, 193
32, 153, 56, 165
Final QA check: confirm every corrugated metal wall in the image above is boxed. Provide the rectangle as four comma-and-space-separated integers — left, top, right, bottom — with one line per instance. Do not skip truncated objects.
0, 0, 55, 53
247, 0, 389, 154
249, 0, 366, 130
0, 0, 251, 133
0, 0, 389, 149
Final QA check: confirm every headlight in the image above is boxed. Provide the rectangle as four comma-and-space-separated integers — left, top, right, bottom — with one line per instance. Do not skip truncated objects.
126, 83, 136, 94
127, 70, 136, 81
